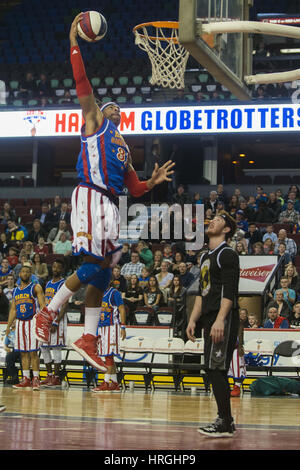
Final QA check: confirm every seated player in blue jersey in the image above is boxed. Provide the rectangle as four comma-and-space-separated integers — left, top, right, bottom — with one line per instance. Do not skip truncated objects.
5, 265, 45, 390
39, 260, 68, 388
92, 286, 126, 393
34, 13, 175, 373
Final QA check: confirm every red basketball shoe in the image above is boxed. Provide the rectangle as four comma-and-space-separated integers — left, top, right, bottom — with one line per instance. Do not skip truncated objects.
40, 374, 53, 387
13, 377, 32, 389
108, 381, 121, 393
34, 307, 57, 343
32, 377, 40, 391
71, 334, 107, 372
91, 381, 111, 393
230, 385, 241, 397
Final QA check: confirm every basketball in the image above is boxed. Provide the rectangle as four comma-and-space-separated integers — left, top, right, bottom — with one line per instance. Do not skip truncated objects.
77, 11, 108, 42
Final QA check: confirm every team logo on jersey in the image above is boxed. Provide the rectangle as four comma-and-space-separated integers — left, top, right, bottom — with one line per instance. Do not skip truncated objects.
200, 259, 211, 296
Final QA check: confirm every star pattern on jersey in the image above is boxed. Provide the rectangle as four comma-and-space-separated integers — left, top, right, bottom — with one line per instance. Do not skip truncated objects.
215, 349, 222, 358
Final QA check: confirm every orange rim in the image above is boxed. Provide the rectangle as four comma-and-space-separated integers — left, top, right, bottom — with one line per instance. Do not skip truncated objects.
133, 21, 180, 43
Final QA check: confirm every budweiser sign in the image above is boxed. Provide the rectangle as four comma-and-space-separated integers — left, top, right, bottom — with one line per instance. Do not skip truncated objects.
240, 264, 275, 283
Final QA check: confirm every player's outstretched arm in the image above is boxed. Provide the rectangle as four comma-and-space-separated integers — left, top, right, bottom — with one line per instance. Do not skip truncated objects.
69, 13, 103, 131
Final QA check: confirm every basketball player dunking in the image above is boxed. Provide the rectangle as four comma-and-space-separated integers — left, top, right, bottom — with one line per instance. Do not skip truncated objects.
186, 211, 240, 438
34, 13, 174, 372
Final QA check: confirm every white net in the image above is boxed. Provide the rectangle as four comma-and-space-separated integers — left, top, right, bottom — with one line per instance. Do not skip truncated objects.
134, 22, 190, 89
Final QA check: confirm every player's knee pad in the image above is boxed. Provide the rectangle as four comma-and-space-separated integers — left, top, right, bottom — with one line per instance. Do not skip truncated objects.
88, 267, 112, 292
77, 262, 103, 285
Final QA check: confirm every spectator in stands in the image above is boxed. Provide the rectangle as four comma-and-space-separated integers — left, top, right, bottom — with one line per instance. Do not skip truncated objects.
235, 210, 248, 232
234, 188, 246, 204
262, 224, 278, 244
37, 72, 51, 99
57, 202, 71, 224
230, 229, 248, 253
285, 263, 300, 293
0, 284, 9, 321
263, 306, 289, 329
60, 90, 73, 105
193, 192, 203, 205
119, 243, 131, 267
255, 201, 274, 223
136, 241, 153, 270
189, 253, 201, 279
167, 275, 187, 336
7, 247, 19, 268
0, 202, 16, 225
235, 241, 247, 255
277, 241, 292, 266
47, 195, 62, 228
0, 259, 12, 288
245, 222, 263, 253
28, 219, 47, 244
253, 85, 267, 100
34, 237, 50, 257
275, 189, 285, 207
13, 254, 29, 279
239, 199, 255, 222
239, 308, 250, 327
205, 190, 218, 214
111, 265, 127, 293
120, 251, 145, 280
143, 276, 162, 312
171, 184, 191, 206
274, 82, 289, 98
290, 301, 300, 328
6, 220, 26, 244
278, 200, 299, 225
0, 233, 9, 257
228, 194, 239, 217
255, 186, 268, 205
284, 191, 300, 213
286, 185, 300, 201
53, 232, 72, 257
266, 192, 282, 222
274, 229, 297, 261
19, 72, 37, 100
34, 202, 52, 231
47, 220, 71, 247
204, 208, 213, 227
138, 267, 150, 290
248, 313, 259, 328
156, 260, 174, 290
122, 274, 143, 324
171, 251, 185, 275
267, 289, 291, 320
252, 241, 264, 255
263, 238, 275, 255
3, 273, 15, 304
215, 201, 225, 216
216, 184, 228, 207
277, 276, 296, 310
178, 262, 194, 289
19, 240, 35, 261
31, 253, 49, 287
162, 244, 173, 263
152, 250, 163, 275
247, 195, 258, 213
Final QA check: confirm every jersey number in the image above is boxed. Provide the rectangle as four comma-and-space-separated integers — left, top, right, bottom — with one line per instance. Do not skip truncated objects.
117, 147, 126, 162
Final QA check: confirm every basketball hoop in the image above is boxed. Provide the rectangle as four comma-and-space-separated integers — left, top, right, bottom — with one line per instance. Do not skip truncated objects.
133, 21, 189, 89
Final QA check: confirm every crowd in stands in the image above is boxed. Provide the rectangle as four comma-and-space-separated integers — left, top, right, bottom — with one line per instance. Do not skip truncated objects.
0, 182, 299, 335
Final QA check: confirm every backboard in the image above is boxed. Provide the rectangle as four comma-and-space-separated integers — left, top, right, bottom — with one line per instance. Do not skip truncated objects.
179, 0, 253, 100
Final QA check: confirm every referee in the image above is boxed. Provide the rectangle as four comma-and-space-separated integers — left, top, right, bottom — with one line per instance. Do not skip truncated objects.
186, 211, 240, 438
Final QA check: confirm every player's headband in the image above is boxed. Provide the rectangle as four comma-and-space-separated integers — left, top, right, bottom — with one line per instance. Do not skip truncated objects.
100, 102, 120, 112
219, 212, 237, 237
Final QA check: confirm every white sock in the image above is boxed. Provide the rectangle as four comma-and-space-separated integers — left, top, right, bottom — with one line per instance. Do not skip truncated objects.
84, 307, 100, 336
48, 284, 74, 312
33, 371, 39, 378
23, 370, 30, 379
104, 374, 110, 383
110, 374, 117, 383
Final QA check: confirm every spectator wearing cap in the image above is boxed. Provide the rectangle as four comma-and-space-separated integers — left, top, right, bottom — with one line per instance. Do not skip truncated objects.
235, 210, 248, 232
278, 200, 299, 225
205, 190, 218, 214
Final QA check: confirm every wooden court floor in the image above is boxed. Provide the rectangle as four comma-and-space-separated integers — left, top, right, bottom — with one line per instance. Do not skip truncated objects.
0, 384, 299, 451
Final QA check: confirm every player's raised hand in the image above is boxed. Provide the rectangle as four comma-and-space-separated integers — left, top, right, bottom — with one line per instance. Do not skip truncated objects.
69, 13, 83, 42
150, 160, 175, 186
